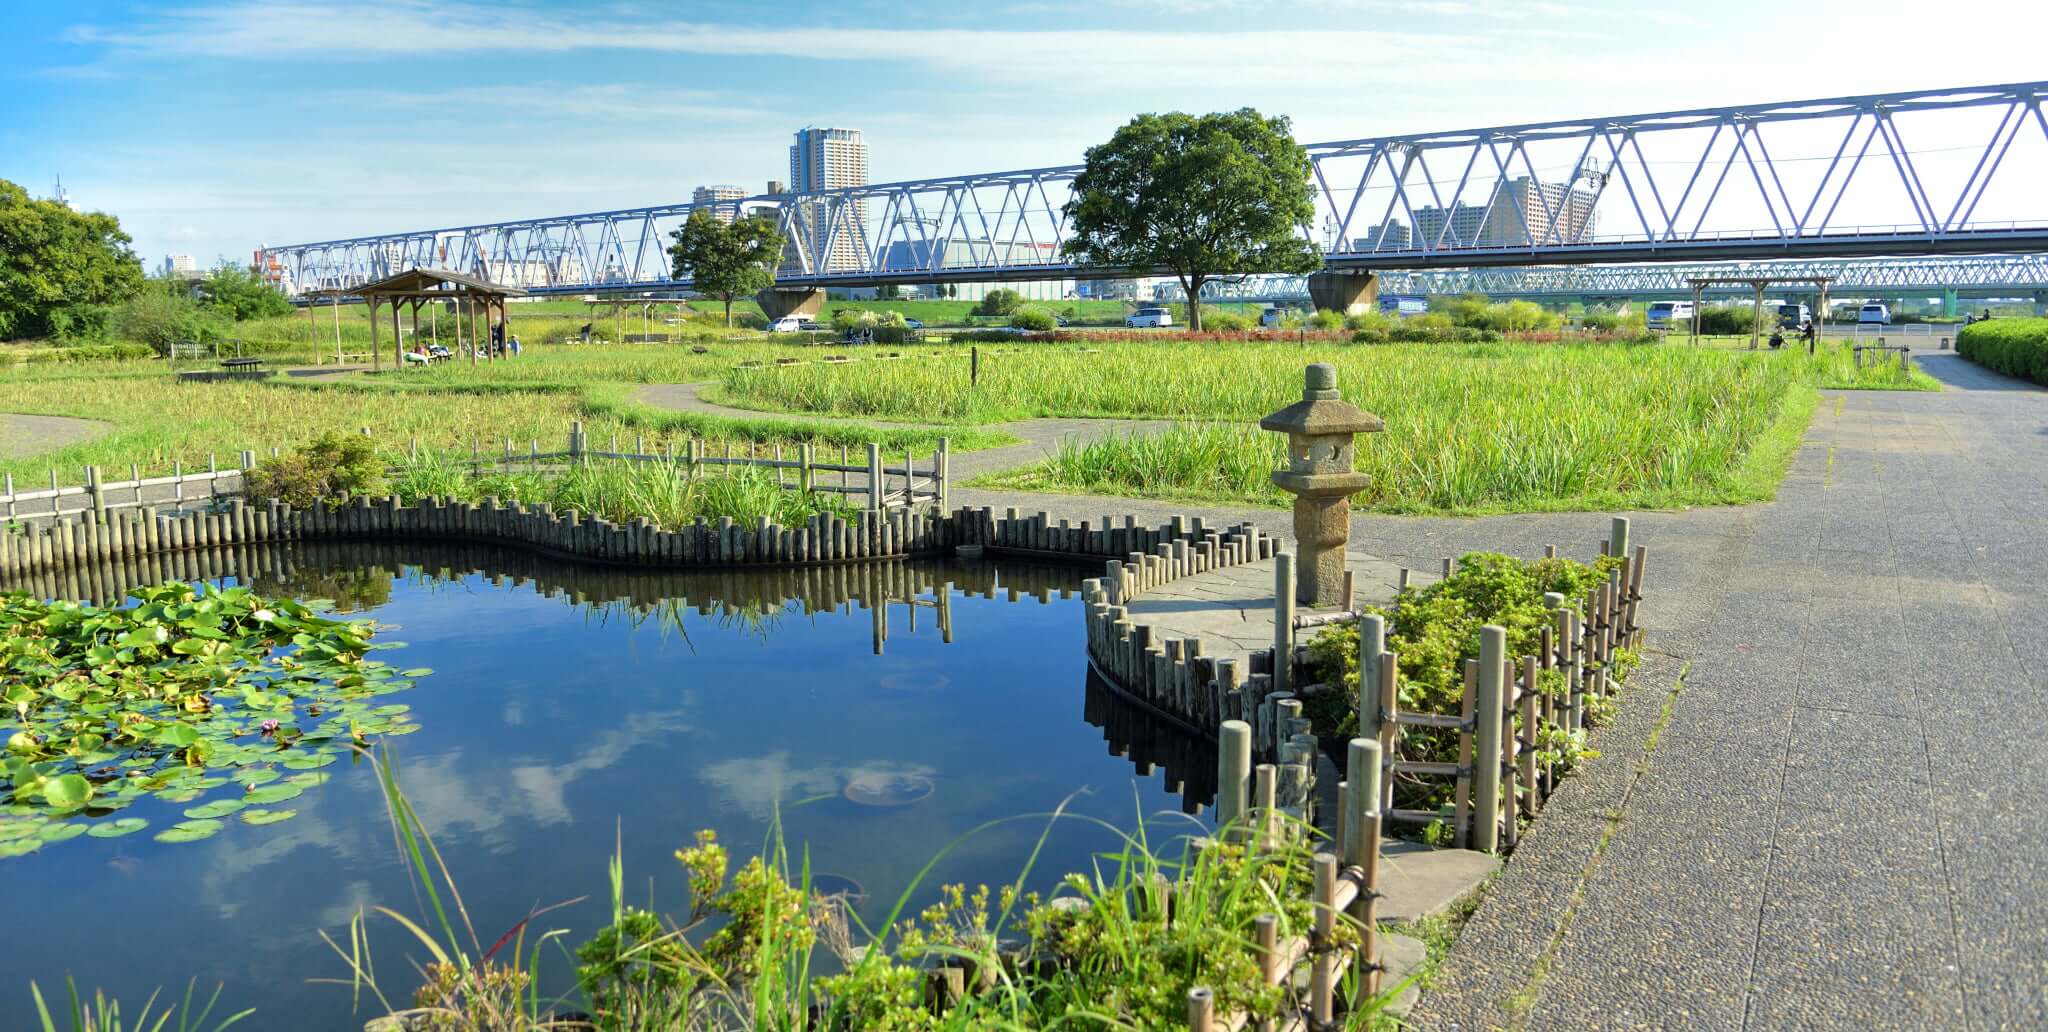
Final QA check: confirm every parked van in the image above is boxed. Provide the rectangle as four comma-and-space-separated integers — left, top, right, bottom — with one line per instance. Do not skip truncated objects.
769, 316, 807, 333
1776, 303, 1811, 329
1126, 307, 1174, 329
1645, 300, 1695, 330
1858, 303, 1891, 325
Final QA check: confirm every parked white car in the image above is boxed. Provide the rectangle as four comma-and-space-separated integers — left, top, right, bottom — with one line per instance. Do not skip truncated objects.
1858, 303, 1891, 325
1125, 307, 1174, 328
768, 316, 807, 333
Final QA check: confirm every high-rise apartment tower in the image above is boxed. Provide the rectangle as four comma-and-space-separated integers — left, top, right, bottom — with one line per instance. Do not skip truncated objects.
789, 127, 867, 272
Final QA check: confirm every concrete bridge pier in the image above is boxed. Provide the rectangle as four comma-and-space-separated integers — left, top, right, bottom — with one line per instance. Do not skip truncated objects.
757, 287, 825, 321
1308, 271, 1379, 317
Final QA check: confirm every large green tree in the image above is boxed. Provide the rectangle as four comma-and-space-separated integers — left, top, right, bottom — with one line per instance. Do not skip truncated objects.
0, 178, 145, 339
668, 209, 787, 327
1061, 109, 1321, 331
197, 261, 294, 321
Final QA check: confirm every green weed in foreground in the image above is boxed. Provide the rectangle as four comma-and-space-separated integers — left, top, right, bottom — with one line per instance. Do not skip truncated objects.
316, 748, 1400, 1031
29, 976, 252, 1032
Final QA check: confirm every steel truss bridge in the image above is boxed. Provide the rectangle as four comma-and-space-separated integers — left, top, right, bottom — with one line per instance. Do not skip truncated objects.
1160, 254, 2048, 303
259, 80, 2048, 299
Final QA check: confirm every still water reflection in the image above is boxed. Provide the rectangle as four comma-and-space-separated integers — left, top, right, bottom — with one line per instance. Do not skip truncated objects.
1, 543, 1214, 1029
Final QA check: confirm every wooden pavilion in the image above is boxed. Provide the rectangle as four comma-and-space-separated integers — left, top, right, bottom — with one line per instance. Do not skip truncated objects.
348, 268, 527, 370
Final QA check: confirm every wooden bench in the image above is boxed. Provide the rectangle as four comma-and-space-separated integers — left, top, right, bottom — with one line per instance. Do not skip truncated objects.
220, 357, 265, 370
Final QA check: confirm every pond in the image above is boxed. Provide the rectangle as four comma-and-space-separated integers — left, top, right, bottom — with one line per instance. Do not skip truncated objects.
0, 542, 1220, 1028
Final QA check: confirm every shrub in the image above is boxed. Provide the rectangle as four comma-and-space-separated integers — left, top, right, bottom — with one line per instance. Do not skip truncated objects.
1696, 304, 1767, 336
1010, 306, 1058, 331
113, 290, 229, 356
972, 288, 1024, 316
1351, 325, 1502, 344
1202, 310, 1255, 332
1306, 309, 1345, 331
1345, 309, 1390, 334
1956, 317, 2048, 385
245, 431, 384, 507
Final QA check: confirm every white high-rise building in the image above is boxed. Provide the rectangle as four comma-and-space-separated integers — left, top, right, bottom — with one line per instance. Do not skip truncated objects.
691, 184, 747, 224
161, 254, 200, 280
789, 127, 867, 273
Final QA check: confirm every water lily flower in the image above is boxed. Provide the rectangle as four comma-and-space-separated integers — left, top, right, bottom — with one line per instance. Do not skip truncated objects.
260, 720, 280, 737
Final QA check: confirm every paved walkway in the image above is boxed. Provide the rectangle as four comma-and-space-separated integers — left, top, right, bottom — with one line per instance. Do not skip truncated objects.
0, 413, 106, 460
634, 382, 1173, 480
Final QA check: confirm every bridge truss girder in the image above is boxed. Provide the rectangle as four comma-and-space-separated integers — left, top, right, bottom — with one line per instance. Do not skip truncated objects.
259, 80, 2048, 298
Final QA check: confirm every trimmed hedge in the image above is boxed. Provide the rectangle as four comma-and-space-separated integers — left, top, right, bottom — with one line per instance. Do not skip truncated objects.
1956, 318, 2048, 386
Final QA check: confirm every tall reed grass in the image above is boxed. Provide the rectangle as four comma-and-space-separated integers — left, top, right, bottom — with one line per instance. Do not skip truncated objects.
387, 454, 857, 530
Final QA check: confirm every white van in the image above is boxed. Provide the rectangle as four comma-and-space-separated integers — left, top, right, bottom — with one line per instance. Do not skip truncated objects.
1645, 300, 1695, 330
769, 316, 807, 333
1858, 303, 1890, 325
1776, 303, 1811, 329
1258, 306, 1297, 328
1125, 307, 1174, 329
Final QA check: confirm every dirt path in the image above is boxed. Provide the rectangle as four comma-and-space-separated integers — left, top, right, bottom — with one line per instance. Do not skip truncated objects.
0, 414, 109, 460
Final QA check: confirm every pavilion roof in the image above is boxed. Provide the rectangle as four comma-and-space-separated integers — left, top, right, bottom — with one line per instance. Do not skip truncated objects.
347, 267, 527, 299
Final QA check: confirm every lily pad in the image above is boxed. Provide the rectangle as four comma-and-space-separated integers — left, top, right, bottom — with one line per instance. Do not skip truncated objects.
184, 799, 248, 820
236, 768, 282, 788
239, 809, 297, 826
43, 774, 94, 808
0, 836, 44, 858
38, 822, 87, 843
244, 783, 305, 805
154, 819, 224, 844
284, 772, 331, 787
86, 818, 149, 838
281, 752, 337, 771
0, 820, 40, 842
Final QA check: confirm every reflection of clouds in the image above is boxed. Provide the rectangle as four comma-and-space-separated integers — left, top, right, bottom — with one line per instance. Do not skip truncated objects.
878, 671, 950, 694
698, 751, 936, 819
318, 880, 377, 928
503, 711, 697, 826
502, 700, 525, 726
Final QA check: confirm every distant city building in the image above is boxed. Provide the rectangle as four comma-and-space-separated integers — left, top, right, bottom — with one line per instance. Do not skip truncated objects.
877, 237, 1070, 301
1411, 176, 1598, 249
691, 184, 747, 224
1352, 222, 1413, 252
161, 254, 203, 281
766, 180, 786, 196
789, 127, 867, 272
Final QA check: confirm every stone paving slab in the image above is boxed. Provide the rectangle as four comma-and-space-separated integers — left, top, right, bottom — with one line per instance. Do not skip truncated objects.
1120, 547, 1418, 668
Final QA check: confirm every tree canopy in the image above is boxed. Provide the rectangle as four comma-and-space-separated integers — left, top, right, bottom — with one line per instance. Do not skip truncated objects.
1061, 110, 1321, 331
0, 177, 145, 340
198, 262, 294, 321
668, 210, 787, 326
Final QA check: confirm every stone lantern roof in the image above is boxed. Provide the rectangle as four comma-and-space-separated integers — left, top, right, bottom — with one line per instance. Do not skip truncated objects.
1258, 364, 1385, 437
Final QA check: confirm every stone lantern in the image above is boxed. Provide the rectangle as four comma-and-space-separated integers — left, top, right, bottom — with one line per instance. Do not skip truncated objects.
1259, 363, 1384, 606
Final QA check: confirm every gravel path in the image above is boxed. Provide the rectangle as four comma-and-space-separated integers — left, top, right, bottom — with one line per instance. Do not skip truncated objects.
632, 382, 1174, 480
0, 413, 108, 460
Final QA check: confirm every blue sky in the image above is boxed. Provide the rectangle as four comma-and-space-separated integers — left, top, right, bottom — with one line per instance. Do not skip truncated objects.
1, 0, 2040, 266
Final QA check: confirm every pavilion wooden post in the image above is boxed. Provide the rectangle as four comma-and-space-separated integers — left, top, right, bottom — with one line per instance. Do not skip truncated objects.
390, 297, 402, 368
305, 296, 316, 359
467, 297, 479, 367
367, 298, 380, 372
331, 294, 342, 363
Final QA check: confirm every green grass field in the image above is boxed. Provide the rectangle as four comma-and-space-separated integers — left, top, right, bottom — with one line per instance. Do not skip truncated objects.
711, 340, 1873, 513
0, 344, 1013, 491
1, 333, 1936, 516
